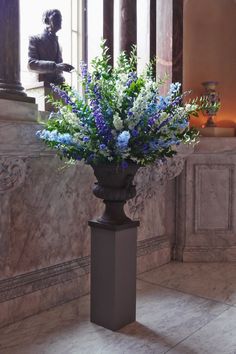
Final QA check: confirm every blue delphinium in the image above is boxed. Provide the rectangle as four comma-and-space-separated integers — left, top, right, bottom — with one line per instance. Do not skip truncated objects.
117, 131, 131, 150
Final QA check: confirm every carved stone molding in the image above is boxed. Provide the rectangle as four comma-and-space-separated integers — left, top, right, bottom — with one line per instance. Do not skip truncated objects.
137, 235, 170, 257
0, 256, 90, 303
128, 151, 190, 217
183, 246, 236, 262
0, 157, 26, 192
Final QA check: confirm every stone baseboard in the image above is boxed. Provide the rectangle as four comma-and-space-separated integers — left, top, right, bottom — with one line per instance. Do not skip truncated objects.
183, 246, 236, 262
0, 257, 90, 328
137, 236, 171, 273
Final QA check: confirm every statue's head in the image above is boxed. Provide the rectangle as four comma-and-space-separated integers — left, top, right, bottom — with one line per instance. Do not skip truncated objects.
42, 9, 62, 34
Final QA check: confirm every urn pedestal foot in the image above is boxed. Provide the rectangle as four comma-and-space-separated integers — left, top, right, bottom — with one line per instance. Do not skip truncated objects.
89, 220, 139, 331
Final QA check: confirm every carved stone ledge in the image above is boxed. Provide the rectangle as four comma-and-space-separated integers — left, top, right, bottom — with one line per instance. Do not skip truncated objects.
0, 157, 26, 192
0, 257, 90, 303
137, 235, 170, 257
128, 145, 193, 217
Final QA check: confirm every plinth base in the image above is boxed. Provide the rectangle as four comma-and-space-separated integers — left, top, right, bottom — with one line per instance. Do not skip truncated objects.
0, 91, 35, 103
89, 220, 139, 331
198, 127, 235, 137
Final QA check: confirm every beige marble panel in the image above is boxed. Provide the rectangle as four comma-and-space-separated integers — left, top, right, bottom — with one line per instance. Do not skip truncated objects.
195, 164, 233, 231
138, 262, 236, 305
175, 137, 236, 262
0, 279, 228, 354
0, 157, 102, 279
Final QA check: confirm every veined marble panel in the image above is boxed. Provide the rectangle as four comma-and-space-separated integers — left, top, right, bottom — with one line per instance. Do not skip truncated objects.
0, 156, 101, 278
194, 164, 233, 232
175, 137, 236, 261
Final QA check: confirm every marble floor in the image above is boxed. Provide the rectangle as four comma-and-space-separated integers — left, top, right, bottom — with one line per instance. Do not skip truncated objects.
1, 262, 236, 354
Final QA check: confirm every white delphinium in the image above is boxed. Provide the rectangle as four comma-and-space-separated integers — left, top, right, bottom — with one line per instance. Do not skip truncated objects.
115, 73, 129, 110
113, 113, 124, 130
63, 110, 80, 128
127, 80, 157, 129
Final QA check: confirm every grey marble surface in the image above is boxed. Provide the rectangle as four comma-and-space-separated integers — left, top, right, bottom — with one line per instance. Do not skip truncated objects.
138, 262, 236, 305
168, 307, 236, 354
0, 263, 234, 354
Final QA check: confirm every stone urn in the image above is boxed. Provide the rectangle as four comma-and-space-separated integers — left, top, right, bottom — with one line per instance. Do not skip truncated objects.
91, 162, 140, 224
202, 81, 220, 127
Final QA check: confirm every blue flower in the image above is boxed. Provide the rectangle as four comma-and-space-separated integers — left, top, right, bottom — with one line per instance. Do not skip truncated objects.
131, 129, 139, 137
117, 131, 131, 150
156, 96, 170, 110
37, 129, 74, 145
169, 82, 181, 95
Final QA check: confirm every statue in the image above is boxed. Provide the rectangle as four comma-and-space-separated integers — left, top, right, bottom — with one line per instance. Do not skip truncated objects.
28, 9, 74, 85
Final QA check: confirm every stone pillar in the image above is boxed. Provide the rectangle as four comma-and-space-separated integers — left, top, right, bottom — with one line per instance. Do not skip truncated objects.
156, 0, 183, 94
82, 0, 88, 64
120, 0, 137, 55
103, 0, 114, 66
0, 0, 33, 102
150, 0, 156, 78
172, 0, 183, 85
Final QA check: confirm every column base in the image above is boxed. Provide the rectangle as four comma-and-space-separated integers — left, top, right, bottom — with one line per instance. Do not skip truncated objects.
89, 220, 139, 331
0, 91, 35, 103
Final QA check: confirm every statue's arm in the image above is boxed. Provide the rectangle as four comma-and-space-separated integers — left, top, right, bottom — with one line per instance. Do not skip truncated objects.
28, 36, 57, 74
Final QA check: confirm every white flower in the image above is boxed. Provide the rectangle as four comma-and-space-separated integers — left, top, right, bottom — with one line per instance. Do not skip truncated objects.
159, 112, 168, 121
185, 103, 198, 113
113, 113, 124, 130
64, 112, 80, 127
126, 79, 157, 127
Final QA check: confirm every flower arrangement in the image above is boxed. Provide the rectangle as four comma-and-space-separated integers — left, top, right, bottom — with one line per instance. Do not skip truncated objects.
37, 41, 203, 167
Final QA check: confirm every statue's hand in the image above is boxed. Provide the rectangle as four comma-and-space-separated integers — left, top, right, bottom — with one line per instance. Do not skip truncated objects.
56, 63, 75, 72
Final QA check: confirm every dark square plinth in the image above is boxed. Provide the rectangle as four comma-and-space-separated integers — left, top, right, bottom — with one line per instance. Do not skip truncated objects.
89, 220, 139, 331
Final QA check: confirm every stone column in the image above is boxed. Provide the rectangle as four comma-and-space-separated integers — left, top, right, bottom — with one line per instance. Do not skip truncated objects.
150, 0, 156, 78
82, 0, 88, 64
103, 0, 114, 66
156, 0, 183, 94
172, 0, 183, 85
120, 0, 137, 55
0, 0, 33, 102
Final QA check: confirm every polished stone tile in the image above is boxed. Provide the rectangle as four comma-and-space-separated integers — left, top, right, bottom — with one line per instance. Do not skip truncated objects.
138, 262, 236, 305
168, 307, 236, 354
0, 279, 228, 354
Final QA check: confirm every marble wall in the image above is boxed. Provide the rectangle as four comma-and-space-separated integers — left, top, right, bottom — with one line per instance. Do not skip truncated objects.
0, 99, 177, 328
175, 137, 236, 262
